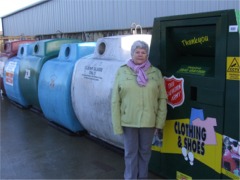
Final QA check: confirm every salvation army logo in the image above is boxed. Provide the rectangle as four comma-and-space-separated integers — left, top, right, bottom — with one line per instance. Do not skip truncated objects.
164, 75, 185, 108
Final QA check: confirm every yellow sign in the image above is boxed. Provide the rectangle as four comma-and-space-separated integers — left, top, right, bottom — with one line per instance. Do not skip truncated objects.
222, 168, 239, 180
226, 57, 240, 80
152, 118, 223, 173
177, 171, 192, 180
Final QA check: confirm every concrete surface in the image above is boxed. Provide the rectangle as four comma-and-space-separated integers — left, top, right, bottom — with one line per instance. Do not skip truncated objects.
0, 95, 163, 179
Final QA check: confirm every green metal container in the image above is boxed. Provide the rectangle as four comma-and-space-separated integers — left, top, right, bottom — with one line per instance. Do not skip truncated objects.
149, 9, 239, 179
19, 38, 81, 110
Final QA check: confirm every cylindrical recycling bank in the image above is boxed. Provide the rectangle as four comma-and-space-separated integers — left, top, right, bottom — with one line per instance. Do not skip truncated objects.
0, 40, 35, 95
38, 42, 96, 132
3, 43, 34, 107
0, 56, 8, 95
19, 38, 81, 110
71, 35, 152, 148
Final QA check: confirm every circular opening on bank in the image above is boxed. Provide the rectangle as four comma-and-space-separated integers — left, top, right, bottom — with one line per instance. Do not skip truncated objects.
34, 44, 39, 53
98, 42, 106, 55
20, 47, 24, 55
65, 47, 70, 57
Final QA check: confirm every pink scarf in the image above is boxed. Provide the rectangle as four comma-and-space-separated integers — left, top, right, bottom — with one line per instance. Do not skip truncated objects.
127, 59, 151, 86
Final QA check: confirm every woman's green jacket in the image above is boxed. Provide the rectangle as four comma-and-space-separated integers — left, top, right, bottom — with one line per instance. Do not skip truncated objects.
111, 65, 168, 135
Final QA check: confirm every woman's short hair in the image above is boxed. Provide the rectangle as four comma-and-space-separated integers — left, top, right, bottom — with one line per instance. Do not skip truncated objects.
131, 40, 149, 57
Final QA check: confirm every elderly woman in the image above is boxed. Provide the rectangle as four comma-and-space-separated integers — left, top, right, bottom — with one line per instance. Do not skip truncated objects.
111, 40, 168, 179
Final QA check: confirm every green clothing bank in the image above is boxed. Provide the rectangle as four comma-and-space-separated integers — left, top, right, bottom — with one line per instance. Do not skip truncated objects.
149, 9, 239, 179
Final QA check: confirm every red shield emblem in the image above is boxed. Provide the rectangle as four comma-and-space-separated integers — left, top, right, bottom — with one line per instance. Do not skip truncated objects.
164, 75, 185, 108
